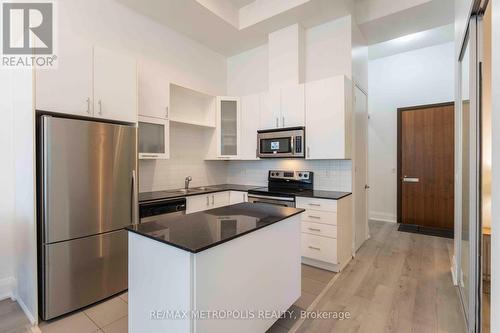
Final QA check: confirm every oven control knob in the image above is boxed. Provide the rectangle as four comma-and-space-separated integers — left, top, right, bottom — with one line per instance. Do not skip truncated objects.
298, 173, 302, 177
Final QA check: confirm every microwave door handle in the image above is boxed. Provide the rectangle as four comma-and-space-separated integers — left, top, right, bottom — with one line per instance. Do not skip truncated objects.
290, 136, 294, 155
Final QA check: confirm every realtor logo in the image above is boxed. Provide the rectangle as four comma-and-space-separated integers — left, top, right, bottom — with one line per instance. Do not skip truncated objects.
1, 1, 56, 68
3, 2, 53, 54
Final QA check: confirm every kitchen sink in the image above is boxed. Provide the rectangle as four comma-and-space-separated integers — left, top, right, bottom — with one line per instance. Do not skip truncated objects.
194, 186, 218, 191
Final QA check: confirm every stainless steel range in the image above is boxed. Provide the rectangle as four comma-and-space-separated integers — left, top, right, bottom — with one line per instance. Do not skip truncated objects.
247, 170, 314, 207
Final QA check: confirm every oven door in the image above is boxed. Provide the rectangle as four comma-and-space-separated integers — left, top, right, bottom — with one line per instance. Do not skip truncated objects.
247, 194, 295, 208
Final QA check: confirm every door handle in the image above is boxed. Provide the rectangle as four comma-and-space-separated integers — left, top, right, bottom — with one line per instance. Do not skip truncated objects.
403, 176, 419, 183
98, 100, 103, 115
212, 194, 215, 206
206, 196, 209, 206
282, 116, 285, 127
276, 117, 279, 128
131, 170, 138, 224
86, 97, 91, 114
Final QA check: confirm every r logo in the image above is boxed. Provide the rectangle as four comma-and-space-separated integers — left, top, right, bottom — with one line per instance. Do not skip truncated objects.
2, 2, 53, 55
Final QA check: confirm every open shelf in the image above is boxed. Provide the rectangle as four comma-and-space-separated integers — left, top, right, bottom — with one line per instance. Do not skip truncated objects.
170, 83, 216, 129
170, 117, 216, 128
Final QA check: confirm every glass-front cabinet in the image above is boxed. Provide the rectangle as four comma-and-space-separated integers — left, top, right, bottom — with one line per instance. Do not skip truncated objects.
216, 97, 240, 159
138, 116, 169, 159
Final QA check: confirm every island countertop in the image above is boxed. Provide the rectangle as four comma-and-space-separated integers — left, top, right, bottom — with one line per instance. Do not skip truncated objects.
126, 202, 305, 253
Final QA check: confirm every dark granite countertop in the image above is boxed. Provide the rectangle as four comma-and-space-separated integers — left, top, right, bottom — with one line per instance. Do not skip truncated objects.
126, 202, 304, 253
139, 184, 259, 203
248, 187, 352, 200
139, 184, 352, 203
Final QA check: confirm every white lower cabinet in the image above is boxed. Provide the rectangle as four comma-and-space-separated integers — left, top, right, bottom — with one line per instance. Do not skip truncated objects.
229, 191, 248, 205
297, 196, 352, 272
186, 191, 231, 214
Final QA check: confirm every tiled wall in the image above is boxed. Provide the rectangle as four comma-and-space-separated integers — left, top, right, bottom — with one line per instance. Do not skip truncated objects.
227, 159, 352, 192
139, 123, 227, 192
139, 123, 352, 193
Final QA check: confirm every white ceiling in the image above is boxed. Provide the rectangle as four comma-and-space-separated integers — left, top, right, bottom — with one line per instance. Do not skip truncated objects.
115, 0, 352, 56
229, 0, 255, 9
115, 0, 455, 57
368, 24, 454, 60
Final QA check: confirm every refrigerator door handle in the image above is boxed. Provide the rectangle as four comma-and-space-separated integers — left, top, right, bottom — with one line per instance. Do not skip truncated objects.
132, 170, 139, 224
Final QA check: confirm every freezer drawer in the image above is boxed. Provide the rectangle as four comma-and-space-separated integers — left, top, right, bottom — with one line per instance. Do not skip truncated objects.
41, 229, 128, 320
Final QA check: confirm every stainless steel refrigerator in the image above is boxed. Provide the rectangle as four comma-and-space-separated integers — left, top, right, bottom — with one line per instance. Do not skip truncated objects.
38, 115, 138, 320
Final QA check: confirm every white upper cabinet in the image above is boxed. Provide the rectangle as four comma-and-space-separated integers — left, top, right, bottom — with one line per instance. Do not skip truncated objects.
240, 94, 260, 160
216, 97, 241, 159
138, 60, 170, 119
280, 84, 305, 128
259, 84, 305, 130
260, 88, 281, 130
305, 76, 352, 160
94, 46, 138, 123
35, 39, 93, 116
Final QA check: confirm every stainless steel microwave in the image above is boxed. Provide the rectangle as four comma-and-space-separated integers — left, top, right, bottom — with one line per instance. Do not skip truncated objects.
257, 127, 305, 158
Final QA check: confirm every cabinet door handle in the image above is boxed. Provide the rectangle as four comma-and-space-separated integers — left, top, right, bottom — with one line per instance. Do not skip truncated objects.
282, 116, 285, 127
308, 246, 321, 251
98, 100, 102, 115
212, 195, 215, 205
166, 106, 169, 118
206, 196, 209, 206
308, 203, 321, 207
86, 97, 91, 114
308, 228, 321, 232
308, 215, 321, 219
275, 117, 279, 128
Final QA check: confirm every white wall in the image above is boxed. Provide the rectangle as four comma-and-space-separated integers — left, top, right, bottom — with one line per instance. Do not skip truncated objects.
368, 42, 455, 222
305, 16, 352, 83
53, 0, 229, 193
0, 71, 16, 301
12, 69, 37, 324
139, 123, 228, 192
227, 44, 268, 96
227, 160, 352, 192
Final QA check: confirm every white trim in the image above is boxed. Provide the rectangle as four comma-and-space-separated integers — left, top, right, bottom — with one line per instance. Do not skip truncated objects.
16, 293, 37, 325
0, 276, 16, 301
451, 255, 458, 286
369, 211, 397, 223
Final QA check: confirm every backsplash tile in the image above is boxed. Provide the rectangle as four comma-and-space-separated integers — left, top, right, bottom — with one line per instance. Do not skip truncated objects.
226, 159, 352, 192
139, 123, 352, 193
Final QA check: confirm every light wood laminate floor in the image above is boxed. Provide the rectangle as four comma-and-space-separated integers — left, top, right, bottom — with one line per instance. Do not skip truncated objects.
295, 221, 466, 333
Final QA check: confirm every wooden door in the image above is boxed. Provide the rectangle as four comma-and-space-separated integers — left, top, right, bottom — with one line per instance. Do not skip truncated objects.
398, 102, 454, 231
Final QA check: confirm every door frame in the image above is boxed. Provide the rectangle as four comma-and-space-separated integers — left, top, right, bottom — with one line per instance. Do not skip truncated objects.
396, 101, 455, 225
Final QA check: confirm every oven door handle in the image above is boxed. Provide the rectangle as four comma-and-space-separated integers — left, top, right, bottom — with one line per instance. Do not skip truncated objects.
247, 194, 295, 202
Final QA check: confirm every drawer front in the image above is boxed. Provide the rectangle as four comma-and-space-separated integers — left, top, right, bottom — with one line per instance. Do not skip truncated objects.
301, 221, 337, 238
301, 233, 337, 264
301, 210, 337, 225
296, 197, 337, 212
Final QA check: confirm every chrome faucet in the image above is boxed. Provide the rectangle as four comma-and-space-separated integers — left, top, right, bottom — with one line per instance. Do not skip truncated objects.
185, 176, 192, 190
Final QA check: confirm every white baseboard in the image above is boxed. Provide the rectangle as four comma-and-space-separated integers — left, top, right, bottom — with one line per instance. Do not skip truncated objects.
0, 276, 37, 326
16, 294, 37, 325
369, 211, 397, 224
451, 255, 458, 286
0, 276, 16, 301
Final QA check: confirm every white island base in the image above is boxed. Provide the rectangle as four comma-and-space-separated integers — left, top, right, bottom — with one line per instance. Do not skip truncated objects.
128, 215, 301, 333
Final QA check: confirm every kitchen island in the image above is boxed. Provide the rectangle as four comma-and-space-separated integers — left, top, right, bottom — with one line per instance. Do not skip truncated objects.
126, 202, 304, 333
